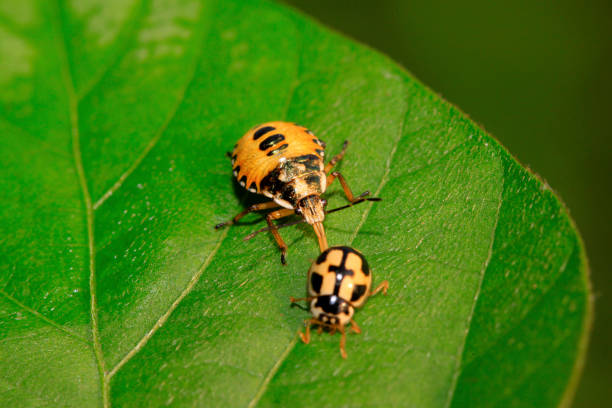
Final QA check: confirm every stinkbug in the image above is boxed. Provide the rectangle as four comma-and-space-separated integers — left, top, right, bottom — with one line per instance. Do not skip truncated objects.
215, 121, 377, 264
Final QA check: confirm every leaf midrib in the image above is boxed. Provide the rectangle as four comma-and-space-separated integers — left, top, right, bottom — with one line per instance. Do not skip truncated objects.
53, 0, 108, 405
65, 0, 215, 404
37, 0, 212, 405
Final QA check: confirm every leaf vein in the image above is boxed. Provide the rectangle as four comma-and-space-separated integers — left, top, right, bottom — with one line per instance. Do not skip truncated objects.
92, 0, 202, 210
105, 4, 214, 384
92, 74, 193, 209
76, 0, 149, 101
107, 228, 229, 379
457, 242, 576, 372
0, 290, 89, 345
247, 336, 299, 408
444, 156, 504, 408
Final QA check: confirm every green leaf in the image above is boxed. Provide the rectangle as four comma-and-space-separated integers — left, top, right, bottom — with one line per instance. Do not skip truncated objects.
0, 0, 591, 407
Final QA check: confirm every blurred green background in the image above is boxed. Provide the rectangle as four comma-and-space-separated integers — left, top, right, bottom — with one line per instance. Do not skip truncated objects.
282, 0, 611, 406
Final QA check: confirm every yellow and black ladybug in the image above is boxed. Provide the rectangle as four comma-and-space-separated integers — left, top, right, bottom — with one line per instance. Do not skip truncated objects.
215, 121, 374, 264
291, 246, 388, 358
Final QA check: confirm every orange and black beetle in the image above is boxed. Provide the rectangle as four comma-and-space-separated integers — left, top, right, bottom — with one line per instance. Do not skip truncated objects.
291, 246, 388, 358
215, 121, 376, 264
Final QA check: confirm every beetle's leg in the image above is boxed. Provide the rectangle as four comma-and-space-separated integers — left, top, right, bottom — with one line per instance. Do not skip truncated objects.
349, 319, 362, 334
370, 280, 389, 297
299, 318, 317, 344
326, 171, 371, 203
339, 325, 348, 359
266, 208, 295, 265
324, 140, 349, 174
214, 201, 280, 229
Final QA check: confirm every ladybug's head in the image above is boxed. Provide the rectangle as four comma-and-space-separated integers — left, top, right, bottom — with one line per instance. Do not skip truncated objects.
297, 196, 328, 251
310, 295, 354, 327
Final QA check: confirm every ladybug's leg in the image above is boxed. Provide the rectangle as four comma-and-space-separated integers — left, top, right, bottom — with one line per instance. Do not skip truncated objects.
370, 280, 389, 297
324, 140, 349, 174
339, 325, 348, 359
349, 319, 362, 334
326, 171, 371, 203
214, 201, 279, 229
265, 208, 295, 264
299, 318, 317, 344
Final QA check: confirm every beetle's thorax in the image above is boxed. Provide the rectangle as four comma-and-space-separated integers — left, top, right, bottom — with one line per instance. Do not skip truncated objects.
278, 154, 326, 205
263, 154, 326, 209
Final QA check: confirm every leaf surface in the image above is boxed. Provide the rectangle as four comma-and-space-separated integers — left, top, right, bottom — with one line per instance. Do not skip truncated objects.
0, 0, 590, 407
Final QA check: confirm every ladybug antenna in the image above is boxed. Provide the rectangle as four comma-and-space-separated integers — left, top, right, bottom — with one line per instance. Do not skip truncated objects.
242, 197, 381, 242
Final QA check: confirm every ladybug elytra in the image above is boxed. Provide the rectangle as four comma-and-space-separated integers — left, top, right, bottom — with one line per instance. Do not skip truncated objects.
291, 246, 389, 358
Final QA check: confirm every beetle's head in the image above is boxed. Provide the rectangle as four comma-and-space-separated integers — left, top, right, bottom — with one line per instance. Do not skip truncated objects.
310, 295, 354, 327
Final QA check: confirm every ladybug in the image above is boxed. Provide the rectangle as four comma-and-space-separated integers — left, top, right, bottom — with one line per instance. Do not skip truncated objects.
290, 246, 388, 358
215, 121, 375, 264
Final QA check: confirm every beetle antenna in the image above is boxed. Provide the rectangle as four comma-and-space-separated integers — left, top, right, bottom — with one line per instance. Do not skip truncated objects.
242, 197, 381, 241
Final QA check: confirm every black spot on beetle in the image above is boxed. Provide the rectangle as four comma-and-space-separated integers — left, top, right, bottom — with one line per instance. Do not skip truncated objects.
267, 143, 288, 156
351, 285, 367, 302
357, 251, 370, 276
315, 249, 329, 264
311, 272, 323, 293
259, 134, 285, 150
253, 126, 275, 140
328, 248, 354, 277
